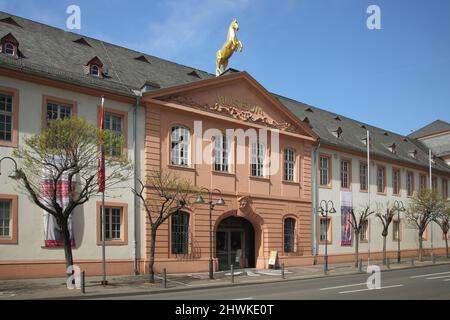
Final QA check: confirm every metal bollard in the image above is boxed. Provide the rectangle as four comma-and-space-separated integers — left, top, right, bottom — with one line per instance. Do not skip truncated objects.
81, 271, 85, 294
432, 254, 436, 264
230, 265, 234, 284
386, 257, 390, 269
358, 259, 363, 273
281, 263, 285, 279
163, 268, 167, 288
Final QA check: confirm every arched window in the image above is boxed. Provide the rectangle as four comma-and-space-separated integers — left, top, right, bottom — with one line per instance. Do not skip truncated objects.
90, 64, 100, 77
284, 148, 295, 181
284, 218, 295, 252
4, 42, 14, 55
171, 211, 189, 254
251, 142, 265, 177
171, 125, 190, 166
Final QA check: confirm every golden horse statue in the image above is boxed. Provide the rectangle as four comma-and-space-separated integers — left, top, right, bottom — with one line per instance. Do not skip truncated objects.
216, 19, 243, 76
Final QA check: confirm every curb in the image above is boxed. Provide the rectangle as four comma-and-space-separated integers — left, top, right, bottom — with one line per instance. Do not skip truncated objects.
35, 260, 450, 300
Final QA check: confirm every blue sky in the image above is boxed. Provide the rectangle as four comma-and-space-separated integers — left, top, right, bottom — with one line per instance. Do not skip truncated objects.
1, 0, 449, 135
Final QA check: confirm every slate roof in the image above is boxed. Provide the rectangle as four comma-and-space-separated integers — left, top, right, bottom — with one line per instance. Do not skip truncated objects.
1, 11, 449, 174
408, 120, 450, 139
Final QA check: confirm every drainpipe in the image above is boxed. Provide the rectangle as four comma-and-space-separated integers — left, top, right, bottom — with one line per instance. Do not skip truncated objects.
311, 139, 321, 264
132, 91, 142, 275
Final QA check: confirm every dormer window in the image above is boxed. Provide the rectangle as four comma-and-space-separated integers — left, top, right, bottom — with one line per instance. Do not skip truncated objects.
85, 56, 104, 79
387, 143, 396, 154
90, 64, 100, 77
1, 33, 19, 57
332, 127, 343, 139
409, 150, 418, 159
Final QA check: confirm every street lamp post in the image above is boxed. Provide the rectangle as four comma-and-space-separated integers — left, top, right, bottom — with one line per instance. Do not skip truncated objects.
318, 200, 336, 274
394, 200, 405, 263
0, 156, 20, 179
195, 188, 225, 280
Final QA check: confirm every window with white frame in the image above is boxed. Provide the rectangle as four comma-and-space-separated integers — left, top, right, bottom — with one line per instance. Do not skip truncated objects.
420, 174, 427, 192
340, 160, 350, 189
0, 200, 11, 238
46, 101, 72, 125
4, 42, 14, 55
90, 64, 100, 77
0, 93, 13, 142
360, 220, 368, 241
251, 142, 265, 177
284, 218, 295, 252
214, 134, 230, 172
407, 171, 414, 196
392, 169, 401, 195
171, 126, 190, 166
319, 217, 331, 242
100, 207, 123, 241
359, 162, 368, 191
319, 156, 330, 186
284, 148, 295, 181
393, 220, 400, 241
105, 112, 124, 157
377, 166, 386, 193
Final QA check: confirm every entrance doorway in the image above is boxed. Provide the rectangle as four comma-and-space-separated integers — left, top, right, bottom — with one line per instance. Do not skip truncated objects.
216, 216, 255, 271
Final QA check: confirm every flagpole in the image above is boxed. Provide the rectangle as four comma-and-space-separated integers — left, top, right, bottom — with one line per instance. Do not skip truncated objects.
100, 96, 107, 286
429, 149, 434, 261
367, 130, 371, 265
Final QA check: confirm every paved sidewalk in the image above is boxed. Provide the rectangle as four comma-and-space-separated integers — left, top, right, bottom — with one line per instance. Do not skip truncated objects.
1, 257, 449, 300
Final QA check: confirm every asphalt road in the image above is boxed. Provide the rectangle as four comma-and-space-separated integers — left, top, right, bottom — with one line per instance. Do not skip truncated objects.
96, 264, 450, 300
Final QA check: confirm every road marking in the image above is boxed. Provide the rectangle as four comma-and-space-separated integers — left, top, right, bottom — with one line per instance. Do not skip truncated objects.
339, 285, 404, 294
410, 271, 450, 279
320, 283, 366, 291
426, 275, 450, 280
233, 297, 253, 300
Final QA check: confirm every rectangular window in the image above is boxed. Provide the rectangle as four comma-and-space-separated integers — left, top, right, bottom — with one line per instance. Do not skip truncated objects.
340, 159, 351, 189
360, 220, 368, 241
0, 93, 13, 142
392, 168, 401, 195
377, 166, 386, 193
407, 171, 414, 197
251, 142, 265, 177
319, 155, 331, 186
104, 112, 124, 157
46, 101, 72, 125
443, 179, 448, 199
420, 174, 427, 192
100, 207, 123, 241
432, 177, 438, 191
171, 211, 189, 254
0, 200, 11, 238
214, 134, 230, 172
284, 218, 296, 252
359, 162, 368, 191
393, 220, 401, 241
284, 148, 295, 181
319, 217, 331, 243
171, 126, 190, 166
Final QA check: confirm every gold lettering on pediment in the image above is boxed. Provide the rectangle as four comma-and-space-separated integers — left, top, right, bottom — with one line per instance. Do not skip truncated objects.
163, 94, 301, 133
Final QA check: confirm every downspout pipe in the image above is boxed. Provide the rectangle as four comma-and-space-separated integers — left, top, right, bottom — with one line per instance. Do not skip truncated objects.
311, 139, 321, 264
132, 90, 142, 275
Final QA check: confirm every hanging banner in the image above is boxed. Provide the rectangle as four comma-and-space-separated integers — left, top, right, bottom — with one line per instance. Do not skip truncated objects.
42, 156, 76, 248
341, 191, 353, 246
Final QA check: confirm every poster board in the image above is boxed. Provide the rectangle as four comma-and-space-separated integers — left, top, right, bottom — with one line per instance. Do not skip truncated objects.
268, 250, 278, 266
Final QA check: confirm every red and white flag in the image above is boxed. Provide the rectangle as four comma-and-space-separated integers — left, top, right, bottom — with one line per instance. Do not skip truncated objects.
97, 96, 105, 192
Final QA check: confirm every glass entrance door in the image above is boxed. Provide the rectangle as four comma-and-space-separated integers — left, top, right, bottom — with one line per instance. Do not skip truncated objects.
216, 230, 243, 271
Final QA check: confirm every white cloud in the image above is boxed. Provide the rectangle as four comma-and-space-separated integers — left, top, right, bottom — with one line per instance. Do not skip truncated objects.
140, 0, 251, 58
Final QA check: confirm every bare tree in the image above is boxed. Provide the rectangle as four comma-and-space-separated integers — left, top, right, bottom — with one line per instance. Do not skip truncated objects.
405, 189, 447, 261
133, 169, 197, 283
13, 118, 132, 271
349, 205, 374, 267
375, 203, 396, 265
434, 201, 450, 258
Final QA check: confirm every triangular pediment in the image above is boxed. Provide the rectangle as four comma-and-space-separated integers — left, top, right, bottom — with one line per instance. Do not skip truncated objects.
143, 72, 316, 139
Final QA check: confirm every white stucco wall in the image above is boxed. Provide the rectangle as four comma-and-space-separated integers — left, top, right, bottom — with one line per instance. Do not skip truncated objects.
317, 147, 449, 256
0, 75, 146, 263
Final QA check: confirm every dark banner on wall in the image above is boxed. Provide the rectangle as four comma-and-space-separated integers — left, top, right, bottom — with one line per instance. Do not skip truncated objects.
341, 191, 353, 246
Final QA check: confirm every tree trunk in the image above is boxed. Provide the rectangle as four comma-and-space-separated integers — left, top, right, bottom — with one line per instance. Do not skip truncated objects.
382, 235, 387, 265
149, 226, 157, 283
445, 233, 449, 259
354, 231, 360, 267
61, 220, 74, 274
418, 232, 423, 262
